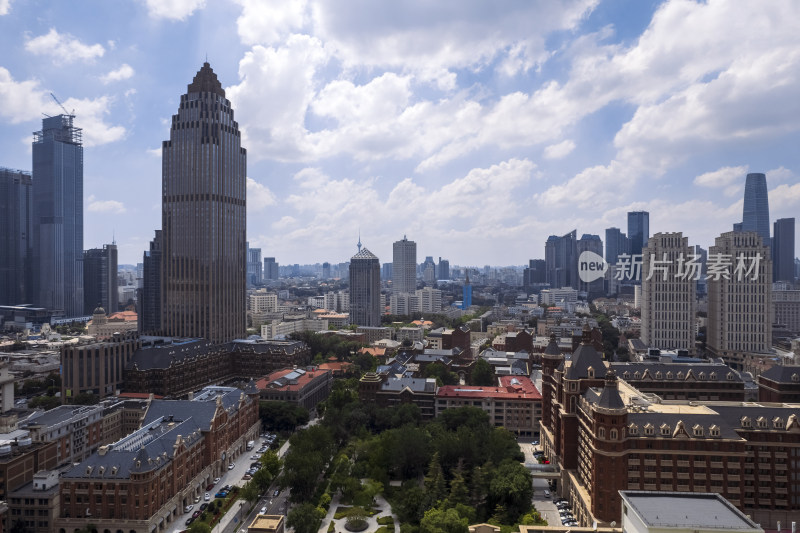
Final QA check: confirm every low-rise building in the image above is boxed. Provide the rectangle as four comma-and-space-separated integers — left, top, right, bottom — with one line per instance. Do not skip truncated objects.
61, 332, 141, 402
256, 367, 333, 410
436, 375, 542, 438
7, 469, 60, 533
22, 405, 104, 466
248, 514, 284, 533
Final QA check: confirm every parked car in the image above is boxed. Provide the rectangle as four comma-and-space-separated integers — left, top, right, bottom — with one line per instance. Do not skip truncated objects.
200, 503, 209, 511
213, 477, 221, 484
184, 505, 194, 513
192, 511, 201, 519
228, 463, 235, 470
185, 518, 194, 526
204, 493, 210, 501
273, 489, 280, 497
215, 491, 228, 498
206, 483, 215, 491
242, 474, 252, 480
260, 506, 267, 514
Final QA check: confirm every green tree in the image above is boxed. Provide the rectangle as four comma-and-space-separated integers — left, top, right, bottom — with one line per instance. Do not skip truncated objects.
419, 508, 469, 533
487, 460, 533, 523
259, 450, 282, 478
423, 452, 447, 508
188, 522, 211, 533
240, 481, 260, 504
423, 363, 458, 386
28, 395, 60, 410
287, 503, 324, 533
469, 358, 496, 386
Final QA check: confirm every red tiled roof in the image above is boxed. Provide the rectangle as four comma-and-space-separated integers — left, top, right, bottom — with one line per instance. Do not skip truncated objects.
360, 347, 386, 357
318, 362, 353, 371
256, 367, 331, 392
437, 376, 542, 400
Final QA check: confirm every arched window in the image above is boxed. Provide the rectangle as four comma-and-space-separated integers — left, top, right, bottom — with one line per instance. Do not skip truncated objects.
599, 427, 606, 439
610, 429, 618, 440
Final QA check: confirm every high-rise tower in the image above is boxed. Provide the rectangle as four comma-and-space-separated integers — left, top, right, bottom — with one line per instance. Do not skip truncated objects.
545, 230, 578, 289
627, 211, 649, 257
0, 168, 32, 306
640, 232, 696, 354
349, 248, 381, 327
32, 114, 84, 316
161, 63, 246, 343
84, 243, 118, 315
772, 218, 795, 282
392, 236, 417, 294
707, 231, 772, 370
741, 172, 770, 246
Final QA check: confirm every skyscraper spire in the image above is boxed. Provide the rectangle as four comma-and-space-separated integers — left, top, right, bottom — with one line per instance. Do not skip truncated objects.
357, 229, 362, 252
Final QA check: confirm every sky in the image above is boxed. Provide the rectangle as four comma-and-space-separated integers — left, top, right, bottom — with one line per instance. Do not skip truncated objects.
1, 0, 799, 267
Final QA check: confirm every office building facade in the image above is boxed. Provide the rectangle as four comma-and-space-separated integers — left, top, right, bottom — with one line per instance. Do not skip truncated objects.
392, 236, 417, 294
772, 217, 795, 282
83, 244, 118, 315
263, 257, 279, 280
161, 63, 246, 344
32, 115, 84, 316
640, 232, 696, 354
627, 211, 650, 257
0, 168, 33, 306
246, 243, 262, 286
349, 248, 381, 327
437, 258, 450, 280
604, 227, 630, 265
707, 231, 772, 370
741, 172, 771, 246
577, 234, 604, 298
545, 230, 578, 289
138, 230, 162, 334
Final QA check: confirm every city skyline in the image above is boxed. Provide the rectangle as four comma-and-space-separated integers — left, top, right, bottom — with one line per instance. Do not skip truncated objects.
1, 2, 800, 266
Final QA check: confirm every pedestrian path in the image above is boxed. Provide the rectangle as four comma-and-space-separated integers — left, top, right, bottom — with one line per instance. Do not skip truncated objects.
317, 492, 399, 533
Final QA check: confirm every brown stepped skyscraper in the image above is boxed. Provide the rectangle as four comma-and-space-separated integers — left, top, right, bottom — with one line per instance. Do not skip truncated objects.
161, 62, 246, 343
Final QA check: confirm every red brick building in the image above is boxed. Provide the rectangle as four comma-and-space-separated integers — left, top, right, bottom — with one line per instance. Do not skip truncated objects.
436, 375, 542, 438
54, 384, 260, 533
758, 365, 800, 403
540, 328, 800, 529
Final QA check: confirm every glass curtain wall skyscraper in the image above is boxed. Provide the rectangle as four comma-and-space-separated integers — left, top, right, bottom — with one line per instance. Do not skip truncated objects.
773, 218, 795, 282
349, 248, 381, 327
0, 168, 32, 305
545, 230, 578, 289
627, 211, 650, 257
32, 115, 84, 316
741, 172, 771, 246
161, 63, 247, 343
83, 244, 118, 315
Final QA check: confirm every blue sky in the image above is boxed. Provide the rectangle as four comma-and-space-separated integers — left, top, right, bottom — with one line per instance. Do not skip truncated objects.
1, 0, 799, 267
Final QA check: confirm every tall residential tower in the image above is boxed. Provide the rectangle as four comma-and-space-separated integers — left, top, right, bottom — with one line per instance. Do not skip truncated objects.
161, 63, 247, 343
0, 168, 32, 305
392, 236, 417, 294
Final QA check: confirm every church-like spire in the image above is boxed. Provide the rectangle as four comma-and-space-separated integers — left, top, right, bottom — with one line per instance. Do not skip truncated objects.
188, 62, 225, 97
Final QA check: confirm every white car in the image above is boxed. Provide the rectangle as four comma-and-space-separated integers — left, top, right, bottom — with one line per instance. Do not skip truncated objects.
228, 463, 235, 470
260, 506, 267, 514
213, 477, 221, 484
204, 493, 210, 501
184, 505, 194, 513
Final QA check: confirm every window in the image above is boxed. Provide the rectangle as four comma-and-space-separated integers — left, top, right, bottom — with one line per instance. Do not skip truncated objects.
667, 371, 673, 379
693, 425, 704, 437
774, 417, 785, 429
610, 429, 618, 440
644, 424, 654, 436
661, 424, 671, 436
629, 424, 638, 435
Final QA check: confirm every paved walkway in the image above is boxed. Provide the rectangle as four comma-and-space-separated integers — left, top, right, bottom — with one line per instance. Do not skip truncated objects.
318, 493, 399, 533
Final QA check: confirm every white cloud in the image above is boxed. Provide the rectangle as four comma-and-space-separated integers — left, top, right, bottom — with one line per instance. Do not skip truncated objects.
234, 0, 307, 46
227, 35, 329, 161
0, 67, 51, 123
145, 0, 205, 20
100, 64, 135, 84
146, 147, 161, 157
87, 195, 127, 213
310, 0, 597, 76
543, 140, 576, 160
62, 96, 126, 147
247, 177, 277, 211
0, 0, 11, 16
25, 29, 105, 63
694, 166, 748, 188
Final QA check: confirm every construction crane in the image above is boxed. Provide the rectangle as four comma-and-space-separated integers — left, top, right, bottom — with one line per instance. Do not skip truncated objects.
50, 92, 74, 117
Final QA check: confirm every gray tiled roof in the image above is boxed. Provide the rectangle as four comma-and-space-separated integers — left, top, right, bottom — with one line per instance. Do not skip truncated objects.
759, 364, 800, 384
380, 377, 437, 394
127, 338, 215, 371
610, 362, 743, 383
565, 342, 605, 380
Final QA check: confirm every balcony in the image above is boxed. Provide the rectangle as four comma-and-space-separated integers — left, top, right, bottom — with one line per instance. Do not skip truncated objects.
628, 459, 640, 466
774, 463, 787, 471
661, 460, 673, 467
775, 487, 788, 494
677, 460, 689, 467
710, 474, 724, 481
627, 483, 640, 490
727, 475, 740, 482
644, 484, 657, 491
774, 452, 788, 459
677, 473, 690, 479
644, 460, 657, 466
710, 461, 723, 468
677, 485, 690, 492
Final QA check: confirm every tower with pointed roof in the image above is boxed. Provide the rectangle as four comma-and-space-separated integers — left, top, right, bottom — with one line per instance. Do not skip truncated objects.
161, 62, 246, 343
349, 247, 381, 327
